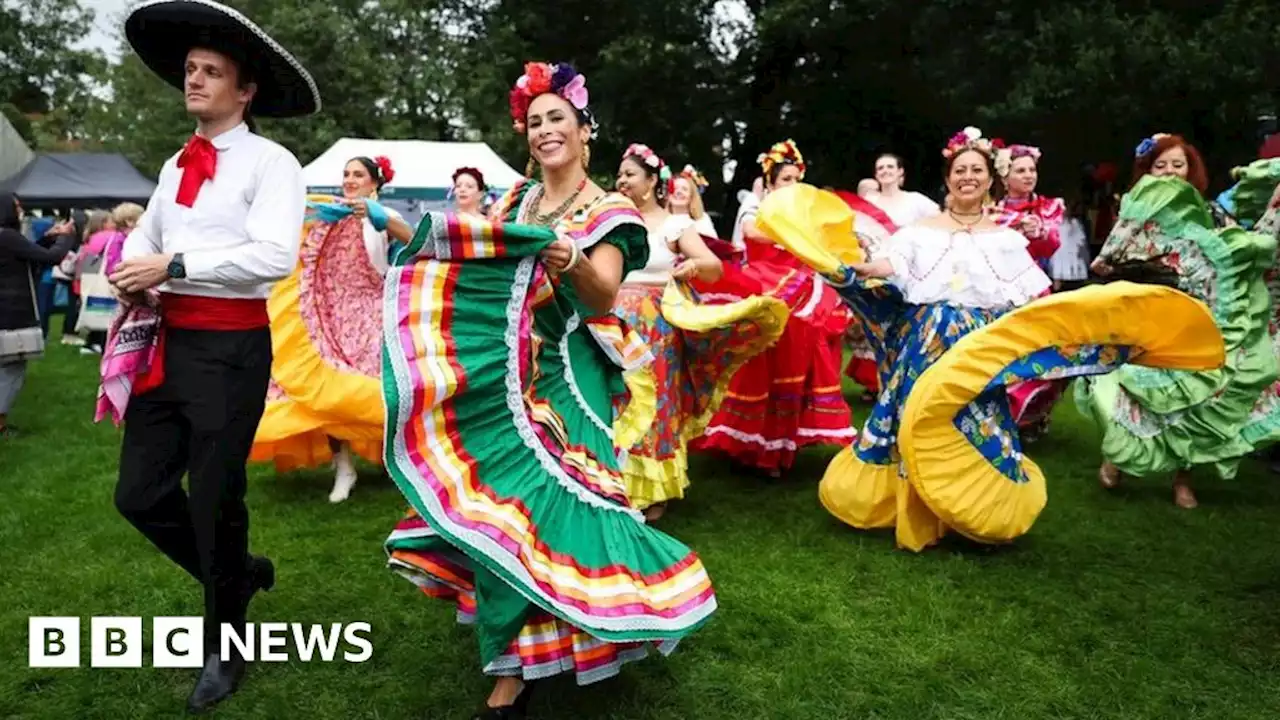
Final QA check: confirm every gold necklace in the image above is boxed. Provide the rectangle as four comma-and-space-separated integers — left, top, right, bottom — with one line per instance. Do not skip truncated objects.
525, 177, 588, 226
948, 208, 984, 231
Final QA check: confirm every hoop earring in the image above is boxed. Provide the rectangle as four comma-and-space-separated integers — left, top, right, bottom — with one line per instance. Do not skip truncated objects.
581, 144, 591, 171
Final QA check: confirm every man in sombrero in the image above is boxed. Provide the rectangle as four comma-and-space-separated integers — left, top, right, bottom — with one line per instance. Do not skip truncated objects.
106, 0, 319, 712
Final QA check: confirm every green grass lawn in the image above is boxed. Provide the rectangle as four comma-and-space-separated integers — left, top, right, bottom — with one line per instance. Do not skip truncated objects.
3, 329, 1280, 719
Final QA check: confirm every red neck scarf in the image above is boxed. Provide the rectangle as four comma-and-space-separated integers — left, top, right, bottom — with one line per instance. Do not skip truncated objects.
176, 134, 217, 207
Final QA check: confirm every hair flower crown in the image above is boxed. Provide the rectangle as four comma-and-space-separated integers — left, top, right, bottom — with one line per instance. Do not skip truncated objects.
993, 144, 1043, 178
509, 61, 591, 134
680, 164, 709, 194
944, 127, 1008, 175
943, 126, 1005, 159
1008, 144, 1042, 163
374, 156, 395, 184
758, 139, 805, 179
624, 143, 674, 193
1135, 133, 1172, 158
451, 166, 486, 191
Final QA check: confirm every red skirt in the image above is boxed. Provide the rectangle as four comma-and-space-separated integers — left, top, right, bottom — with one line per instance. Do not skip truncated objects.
690, 244, 856, 472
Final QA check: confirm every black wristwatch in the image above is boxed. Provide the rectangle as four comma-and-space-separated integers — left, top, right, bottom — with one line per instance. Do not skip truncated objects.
167, 252, 186, 280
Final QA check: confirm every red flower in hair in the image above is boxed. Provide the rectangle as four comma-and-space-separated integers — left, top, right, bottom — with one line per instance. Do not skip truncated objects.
509, 88, 529, 132
991, 138, 1006, 149
524, 62, 553, 96
374, 156, 395, 184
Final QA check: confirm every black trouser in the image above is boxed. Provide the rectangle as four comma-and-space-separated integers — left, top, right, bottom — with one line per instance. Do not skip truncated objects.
114, 326, 271, 645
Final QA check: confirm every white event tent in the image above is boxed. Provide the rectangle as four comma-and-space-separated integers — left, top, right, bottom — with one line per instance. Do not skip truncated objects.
303, 138, 522, 223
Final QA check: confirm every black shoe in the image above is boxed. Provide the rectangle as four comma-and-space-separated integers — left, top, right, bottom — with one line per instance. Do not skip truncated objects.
186, 652, 246, 713
248, 555, 275, 596
470, 681, 536, 719
221, 556, 274, 639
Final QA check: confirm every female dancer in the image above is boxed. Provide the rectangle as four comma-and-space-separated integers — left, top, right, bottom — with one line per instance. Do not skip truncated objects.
869, 152, 941, 227
381, 62, 717, 719
694, 140, 856, 477
667, 164, 717, 237
995, 145, 1064, 270
249, 155, 411, 503
1086, 171, 1280, 509
452, 166, 488, 220
1129, 133, 1238, 226
994, 144, 1067, 440
612, 144, 785, 519
795, 128, 1224, 550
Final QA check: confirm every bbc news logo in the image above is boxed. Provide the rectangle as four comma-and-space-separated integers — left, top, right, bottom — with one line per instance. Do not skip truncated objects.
29, 617, 373, 668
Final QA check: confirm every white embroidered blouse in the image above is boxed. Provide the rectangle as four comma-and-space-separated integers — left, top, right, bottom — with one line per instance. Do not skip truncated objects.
626, 215, 696, 285
876, 225, 1050, 308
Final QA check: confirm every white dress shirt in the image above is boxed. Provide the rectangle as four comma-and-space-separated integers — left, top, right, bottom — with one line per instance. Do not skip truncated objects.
123, 122, 306, 299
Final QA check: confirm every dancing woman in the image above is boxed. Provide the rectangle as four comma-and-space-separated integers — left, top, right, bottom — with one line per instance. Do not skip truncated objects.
611, 144, 786, 519
1085, 173, 1280, 509
667, 164, 717, 237
452, 166, 489, 220
693, 140, 856, 477
789, 128, 1224, 550
992, 143, 1068, 440
868, 153, 941, 227
994, 144, 1065, 271
249, 155, 410, 503
381, 62, 717, 719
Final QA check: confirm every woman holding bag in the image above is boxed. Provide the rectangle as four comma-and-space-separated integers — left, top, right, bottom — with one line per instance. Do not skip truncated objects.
0, 193, 78, 436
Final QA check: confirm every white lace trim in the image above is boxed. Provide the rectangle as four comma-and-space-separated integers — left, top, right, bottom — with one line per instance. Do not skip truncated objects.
383, 260, 716, 633
701, 424, 856, 450
560, 312, 614, 439
505, 258, 642, 520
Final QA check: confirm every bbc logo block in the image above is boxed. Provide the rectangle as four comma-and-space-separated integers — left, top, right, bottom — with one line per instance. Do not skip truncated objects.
30, 616, 201, 668
29, 617, 80, 668
91, 617, 143, 667
29, 617, 373, 667
153, 617, 205, 668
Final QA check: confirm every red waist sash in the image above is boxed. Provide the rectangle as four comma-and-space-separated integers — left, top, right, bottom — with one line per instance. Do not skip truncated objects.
133, 293, 270, 395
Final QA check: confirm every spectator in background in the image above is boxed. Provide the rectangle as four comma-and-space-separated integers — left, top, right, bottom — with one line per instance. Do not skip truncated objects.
0, 192, 78, 437
1049, 195, 1092, 291
74, 207, 135, 353
31, 216, 55, 338
56, 210, 108, 346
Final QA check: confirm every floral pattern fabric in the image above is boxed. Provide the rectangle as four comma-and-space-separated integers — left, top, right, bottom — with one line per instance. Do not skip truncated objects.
299, 217, 384, 376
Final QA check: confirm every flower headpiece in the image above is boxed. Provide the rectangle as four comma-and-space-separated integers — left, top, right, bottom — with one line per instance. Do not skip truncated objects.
1008, 145, 1041, 163
374, 156, 395, 185
758, 139, 805, 179
452, 166, 487, 191
624, 143, 674, 194
943, 126, 1005, 160
509, 61, 594, 136
1135, 133, 1172, 158
992, 144, 1041, 178
944, 127, 1007, 175
679, 164, 709, 194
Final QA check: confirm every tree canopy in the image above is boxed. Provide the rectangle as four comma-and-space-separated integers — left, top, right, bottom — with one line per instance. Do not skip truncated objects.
6, 0, 1278, 211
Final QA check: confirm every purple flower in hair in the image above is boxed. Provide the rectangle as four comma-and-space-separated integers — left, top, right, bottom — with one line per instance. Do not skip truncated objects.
551, 63, 578, 90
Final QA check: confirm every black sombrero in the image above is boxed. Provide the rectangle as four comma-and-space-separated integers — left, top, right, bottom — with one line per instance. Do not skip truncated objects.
125, 0, 320, 118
